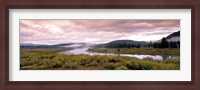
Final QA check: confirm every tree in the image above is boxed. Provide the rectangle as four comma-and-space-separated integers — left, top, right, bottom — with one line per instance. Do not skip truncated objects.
176, 41, 180, 49
128, 44, 131, 48
136, 44, 141, 48
132, 44, 135, 48
161, 38, 168, 48
148, 41, 152, 48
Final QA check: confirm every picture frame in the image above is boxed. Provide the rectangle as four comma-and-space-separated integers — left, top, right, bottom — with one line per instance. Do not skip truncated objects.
0, 0, 199, 90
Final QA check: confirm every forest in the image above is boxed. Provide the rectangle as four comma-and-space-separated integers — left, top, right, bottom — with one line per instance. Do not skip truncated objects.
103, 38, 180, 49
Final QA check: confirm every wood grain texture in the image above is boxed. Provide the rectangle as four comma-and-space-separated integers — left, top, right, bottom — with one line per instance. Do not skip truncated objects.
0, 0, 200, 90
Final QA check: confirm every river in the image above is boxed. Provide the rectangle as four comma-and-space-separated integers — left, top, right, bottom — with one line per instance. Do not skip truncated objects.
59, 45, 180, 61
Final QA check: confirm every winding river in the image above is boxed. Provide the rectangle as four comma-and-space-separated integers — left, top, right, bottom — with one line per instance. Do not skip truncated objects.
59, 45, 180, 61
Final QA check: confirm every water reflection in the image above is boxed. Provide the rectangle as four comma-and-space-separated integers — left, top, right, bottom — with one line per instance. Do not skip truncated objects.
59, 47, 179, 61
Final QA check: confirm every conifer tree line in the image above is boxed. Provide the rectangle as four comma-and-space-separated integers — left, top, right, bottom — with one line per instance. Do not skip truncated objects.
151, 38, 180, 48
105, 38, 180, 48
106, 43, 141, 48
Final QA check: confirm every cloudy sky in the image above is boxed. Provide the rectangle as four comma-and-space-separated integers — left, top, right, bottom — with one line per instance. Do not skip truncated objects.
20, 20, 180, 45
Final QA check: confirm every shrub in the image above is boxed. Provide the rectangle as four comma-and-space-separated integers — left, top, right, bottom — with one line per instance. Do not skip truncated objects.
115, 66, 128, 70
35, 65, 48, 70
104, 63, 122, 70
86, 61, 99, 67
21, 66, 35, 70
104, 63, 115, 70
20, 49, 180, 70
126, 61, 140, 70
63, 61, 78, 69
164, 58, 180, 64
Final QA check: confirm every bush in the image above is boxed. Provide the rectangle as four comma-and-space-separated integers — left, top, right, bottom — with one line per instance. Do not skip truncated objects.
21, 65, 35, 70
20, 49, 180, 70
115, 66, 128, 70
104, 63, 122, 70
35, 65, 48, 70
63, 61, 78, 69
86, 61, 99, 67
126, 61, 140, 70
164, 58, 180, 64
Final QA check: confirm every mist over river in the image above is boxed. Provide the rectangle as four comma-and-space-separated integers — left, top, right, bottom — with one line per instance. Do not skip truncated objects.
58, 44, 179, 60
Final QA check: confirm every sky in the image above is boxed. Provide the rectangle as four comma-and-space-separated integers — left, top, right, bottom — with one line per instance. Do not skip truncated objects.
20, 20, 180, 45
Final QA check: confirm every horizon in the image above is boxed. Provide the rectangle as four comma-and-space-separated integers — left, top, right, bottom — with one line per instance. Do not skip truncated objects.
19, 36, 177, 45
20, 20, 180, 45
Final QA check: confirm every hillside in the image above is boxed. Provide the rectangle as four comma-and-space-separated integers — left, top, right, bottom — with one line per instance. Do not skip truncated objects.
93, 40, 148, 48
166, 31, 180, 42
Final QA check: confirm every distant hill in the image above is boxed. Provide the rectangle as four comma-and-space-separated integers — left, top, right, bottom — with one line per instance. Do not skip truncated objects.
94, 40, 148, 48
20, 43, 42, 46
20, 43, 77, 47
166, 31, 180, 39
20, 43, 57, 49
93, 31, 180, 48
20, 43, 86, 49
166, 31, 180, 42
155, 31, 180, 42
152, 31, 180, 48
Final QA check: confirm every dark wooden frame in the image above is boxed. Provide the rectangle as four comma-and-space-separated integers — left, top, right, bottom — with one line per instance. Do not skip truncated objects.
0, 0, 199, 90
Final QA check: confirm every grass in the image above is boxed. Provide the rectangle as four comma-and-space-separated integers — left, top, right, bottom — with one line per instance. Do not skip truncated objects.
20, 49, 180, 70
88, 48, 180, 55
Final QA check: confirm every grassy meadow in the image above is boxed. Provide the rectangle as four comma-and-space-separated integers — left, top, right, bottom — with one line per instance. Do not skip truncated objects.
88, 48, 180, 55
20, 48, 180, 70
19, 20, 181, 70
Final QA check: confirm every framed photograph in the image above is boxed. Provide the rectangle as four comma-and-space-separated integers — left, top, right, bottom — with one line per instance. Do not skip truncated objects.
0, 0, 199, 90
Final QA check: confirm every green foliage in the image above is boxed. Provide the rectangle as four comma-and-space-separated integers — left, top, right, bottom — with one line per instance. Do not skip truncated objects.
115, 66, 128, 70
88, 48, 180, 55
63, 61, 78, 69
104, 63, 123, 70
20, 49, 180, 70
164, 58, 180, 64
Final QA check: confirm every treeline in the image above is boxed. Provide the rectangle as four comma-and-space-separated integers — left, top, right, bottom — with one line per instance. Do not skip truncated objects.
104, 40, 147, 48
105, 38, 180, 49
151, 38, 180, 48
106, 43, 141, 48
20, 46, 66, 49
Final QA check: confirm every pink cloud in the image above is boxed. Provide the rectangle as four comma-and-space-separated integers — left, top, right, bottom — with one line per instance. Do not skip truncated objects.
20, 20, 180, 44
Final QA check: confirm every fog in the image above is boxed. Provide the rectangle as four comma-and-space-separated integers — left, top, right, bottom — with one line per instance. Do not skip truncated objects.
59, 44, 179, 60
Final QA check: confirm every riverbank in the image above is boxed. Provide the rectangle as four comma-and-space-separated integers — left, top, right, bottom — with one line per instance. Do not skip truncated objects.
88, 48, 180, 55
20, 49, 180, 70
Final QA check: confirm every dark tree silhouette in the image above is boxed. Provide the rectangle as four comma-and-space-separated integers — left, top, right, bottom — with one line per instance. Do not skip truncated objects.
148, 41, 152, 48
161, 38, 168, 48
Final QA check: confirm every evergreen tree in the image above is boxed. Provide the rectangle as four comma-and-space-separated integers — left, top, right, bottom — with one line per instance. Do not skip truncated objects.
148, 41, 152, 48
161, 38, 168, 48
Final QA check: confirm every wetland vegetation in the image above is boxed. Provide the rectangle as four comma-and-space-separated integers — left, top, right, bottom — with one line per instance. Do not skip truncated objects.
20, 49, 180, 70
